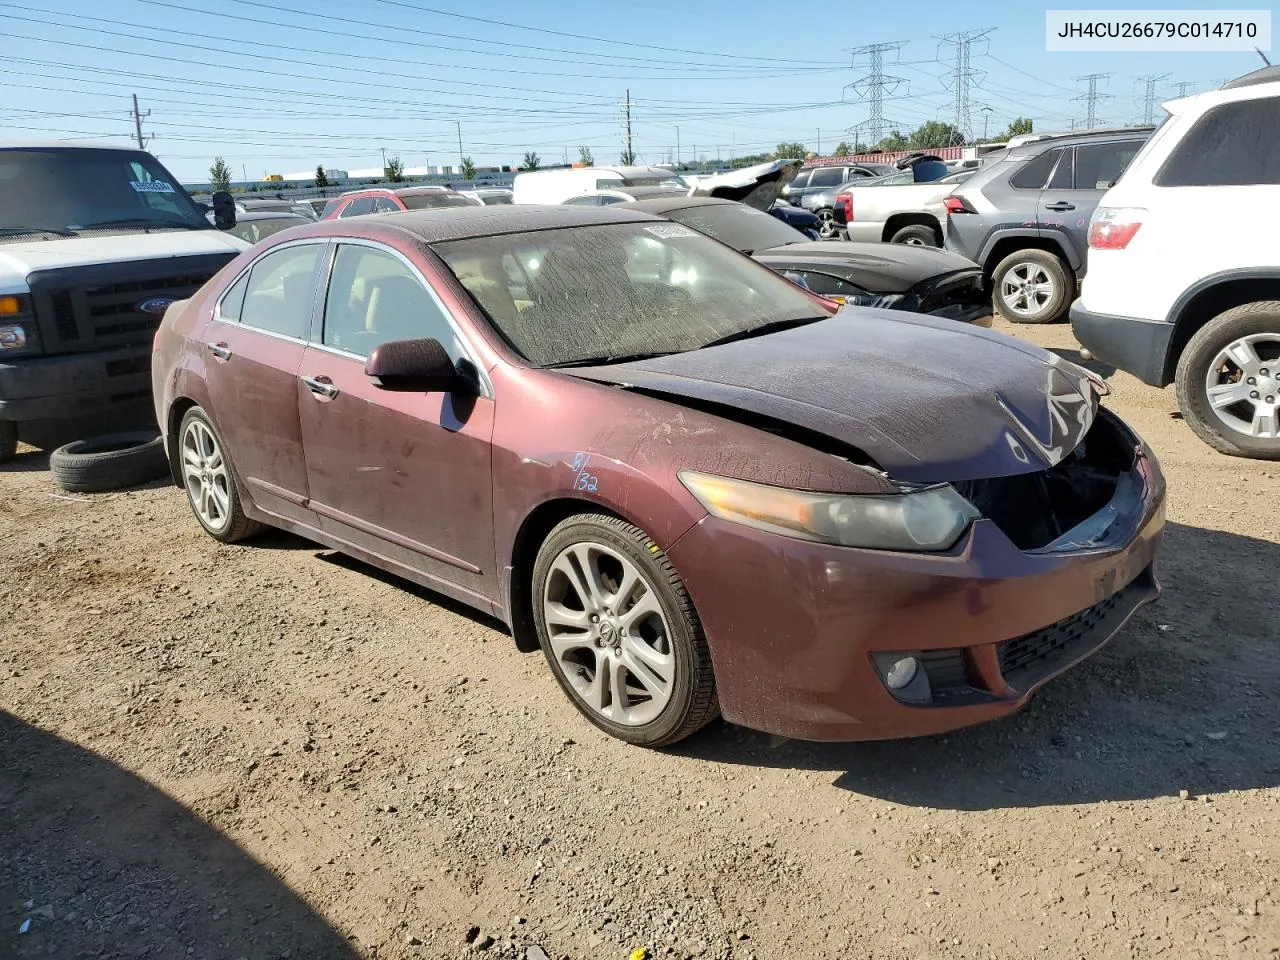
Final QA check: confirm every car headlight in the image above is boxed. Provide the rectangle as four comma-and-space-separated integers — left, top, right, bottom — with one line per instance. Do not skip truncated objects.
844, 293, 904, 309
678, 470, 978, 551
0, 323, 27, 350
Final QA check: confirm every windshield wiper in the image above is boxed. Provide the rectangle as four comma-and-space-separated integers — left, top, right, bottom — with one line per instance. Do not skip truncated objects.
544, 351, 679, 369
698, 315, 826, 350
0, 225, 76, 237
78, 218, 204, 230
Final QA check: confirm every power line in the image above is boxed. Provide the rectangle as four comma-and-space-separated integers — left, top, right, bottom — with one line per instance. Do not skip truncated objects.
1073, 72, 1112, 129
938, 29, 995, 142
1134, 73, 1170, 125
843, 42, 908, 147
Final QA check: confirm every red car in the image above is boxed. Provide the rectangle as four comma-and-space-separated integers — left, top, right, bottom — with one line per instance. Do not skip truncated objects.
320, 186, 480, 220
152, 206, 1165, 748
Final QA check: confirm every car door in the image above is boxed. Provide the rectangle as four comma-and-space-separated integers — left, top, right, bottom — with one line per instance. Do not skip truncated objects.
199, 240, 326, 526
781, 169, 812, 202
1038, 139, 1145, 266
297, 240, 496, 600
805, 167, 845, 205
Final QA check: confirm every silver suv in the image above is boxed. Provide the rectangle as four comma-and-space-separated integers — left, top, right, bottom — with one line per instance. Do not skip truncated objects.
943, 128, 1151, 324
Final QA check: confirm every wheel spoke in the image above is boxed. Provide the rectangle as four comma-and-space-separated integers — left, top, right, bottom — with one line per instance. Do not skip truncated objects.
1225, 338, 1261, 372
182, 444, 201, 469
1207, 381, 1253, 409
622, 635, 672, 689
1251, 405, 1280, 438
545, 602, 590, 630
548, 630, 594, 659
568, 544, 609, 609
210, 483, 230, 516
605, 656, 630, 719
619, 590, 662, 630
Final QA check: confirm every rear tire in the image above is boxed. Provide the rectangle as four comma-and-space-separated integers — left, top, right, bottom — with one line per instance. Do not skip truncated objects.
816, 208, 839, 240
0, 420, 16, 464
890, 223, 940, 247
992, 249, 1073, 324
1174, 301, 1280, 460
531, 513, 719, 748
177, 407, 263, 542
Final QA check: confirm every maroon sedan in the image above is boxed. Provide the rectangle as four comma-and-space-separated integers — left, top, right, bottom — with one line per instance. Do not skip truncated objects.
152, 206, 1165, 748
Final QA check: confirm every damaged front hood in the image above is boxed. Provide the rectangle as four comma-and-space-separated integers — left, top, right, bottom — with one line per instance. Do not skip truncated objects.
753, 240, 980, 294
689, 159, 802, 211
565, 311, 1106, 484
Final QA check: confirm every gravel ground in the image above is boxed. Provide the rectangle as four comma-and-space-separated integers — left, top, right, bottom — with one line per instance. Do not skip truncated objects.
2, 319, 1278, 960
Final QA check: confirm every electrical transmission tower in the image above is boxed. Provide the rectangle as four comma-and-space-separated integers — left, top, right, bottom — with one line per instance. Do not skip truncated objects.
843, 42, 907, 149
937, 29, 995, 143
1171, 80, 1196, 97
1073, 72, 1112, 129
1134, 73, 1170, 125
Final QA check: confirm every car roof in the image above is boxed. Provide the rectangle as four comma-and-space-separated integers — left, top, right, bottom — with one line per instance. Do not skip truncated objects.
1008, 126, 1154, 155
287, 204, 663, 244
0, 139, 143, 152
1221, 65, 1280, 89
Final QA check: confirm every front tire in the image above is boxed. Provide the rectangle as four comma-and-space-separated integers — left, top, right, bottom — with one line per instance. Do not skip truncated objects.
177, 406, 263, 542
992, 249, 1073, 324
531, 514, 718, 748
1175, 301, 1280, 460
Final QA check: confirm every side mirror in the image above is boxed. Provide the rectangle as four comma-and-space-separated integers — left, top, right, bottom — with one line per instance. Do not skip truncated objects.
365, 337, 463, 393
212, 191, 236, 229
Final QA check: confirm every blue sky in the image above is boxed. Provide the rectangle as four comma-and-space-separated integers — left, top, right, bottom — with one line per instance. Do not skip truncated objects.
0, 0, 1266, 181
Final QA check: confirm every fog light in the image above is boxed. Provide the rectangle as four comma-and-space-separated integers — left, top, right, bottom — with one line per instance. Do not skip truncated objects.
884, 656, 919, 690
0, 324, 26, 349
872, 652, 932, 705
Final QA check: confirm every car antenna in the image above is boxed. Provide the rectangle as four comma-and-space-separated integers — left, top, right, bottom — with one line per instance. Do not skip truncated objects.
1258, 47, 1272, 66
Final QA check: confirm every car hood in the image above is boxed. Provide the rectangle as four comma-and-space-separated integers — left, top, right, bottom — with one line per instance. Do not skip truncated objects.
563, 310, 1106, 484
752, 241, 980, 293
688, 159, 802, 211
0, 229, 248, 283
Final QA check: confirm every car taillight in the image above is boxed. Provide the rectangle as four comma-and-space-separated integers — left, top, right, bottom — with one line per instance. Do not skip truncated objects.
1088, 207, 1145, 249
943, 196, 970, 214
837, 193, 853, 221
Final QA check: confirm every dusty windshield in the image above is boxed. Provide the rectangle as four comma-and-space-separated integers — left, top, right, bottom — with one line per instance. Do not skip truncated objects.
0, 148, 210, 237
435, 222, 832, 367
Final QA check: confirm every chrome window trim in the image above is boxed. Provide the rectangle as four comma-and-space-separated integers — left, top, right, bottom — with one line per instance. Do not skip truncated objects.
319, 237, 494, 398
212, 238, 330, 342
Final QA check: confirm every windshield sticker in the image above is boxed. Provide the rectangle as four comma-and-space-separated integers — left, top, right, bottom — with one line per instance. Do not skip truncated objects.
130, 180, 176, 194
642, 223, 698, 239
569, 453, 599, 493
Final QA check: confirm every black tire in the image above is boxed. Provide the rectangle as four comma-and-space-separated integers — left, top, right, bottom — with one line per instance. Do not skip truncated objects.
1174, 301, 1280, 460
816, 208, 840, 240
889, 223, 940, 247
531, 513, 719, 748
49, 432, 168, 493
992, 248, 1074, 324
177, 406, 263, 542
0, 420, 16, 465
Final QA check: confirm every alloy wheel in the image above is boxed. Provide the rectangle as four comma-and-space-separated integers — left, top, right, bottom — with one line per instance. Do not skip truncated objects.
1000, 262, 1055, 317
181, 418, 232, 532
817, 209, 838, 240
1203, 333, 1280, 440
541, 541, 675, 726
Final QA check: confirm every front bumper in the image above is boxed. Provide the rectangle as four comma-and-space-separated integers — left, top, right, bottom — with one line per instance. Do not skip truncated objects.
1070, 302, 1173, 388
667, 440, 1165, 742
0, 344, 152, 421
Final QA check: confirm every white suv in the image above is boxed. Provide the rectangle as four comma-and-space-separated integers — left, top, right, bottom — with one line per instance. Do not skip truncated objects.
1071, 66, 1280, 459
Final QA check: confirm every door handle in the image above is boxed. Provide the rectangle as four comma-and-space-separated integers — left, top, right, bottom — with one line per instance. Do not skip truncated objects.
301, 375, 340, 399
1044, 201, 1076, 212
207, 341, 232, 360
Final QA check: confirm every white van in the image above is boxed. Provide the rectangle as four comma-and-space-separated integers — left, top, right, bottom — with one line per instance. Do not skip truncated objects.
0, 140, 249, 461
512, 166, 687, 205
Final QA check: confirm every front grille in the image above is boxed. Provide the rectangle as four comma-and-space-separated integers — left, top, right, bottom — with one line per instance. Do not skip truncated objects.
84, 273, 214, 342
919, 649, 971, 699
956, 410, 1136, 551
52, 290, 78, 341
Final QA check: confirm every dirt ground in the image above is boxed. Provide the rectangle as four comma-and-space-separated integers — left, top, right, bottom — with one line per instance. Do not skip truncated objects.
2, 318, 1278, 960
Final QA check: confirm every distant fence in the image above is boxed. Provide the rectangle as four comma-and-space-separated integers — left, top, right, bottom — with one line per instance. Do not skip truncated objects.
805, 146, 968, 167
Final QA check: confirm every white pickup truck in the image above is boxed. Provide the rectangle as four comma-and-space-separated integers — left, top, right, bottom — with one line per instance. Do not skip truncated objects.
0, 141, 248, 461
832, 169, 976, 247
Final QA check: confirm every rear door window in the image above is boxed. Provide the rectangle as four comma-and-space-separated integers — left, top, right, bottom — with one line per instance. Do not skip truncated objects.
1009, 148, 1062, 190
1072, 140, 1143, 190
371, 197, 401, 214
339, 197, 376, 218
237, 244, 324, 339
788, 170, 813, 190
1047, 149, 1074, 190
808, 168, 844, 188
1156, 100, 1280, 186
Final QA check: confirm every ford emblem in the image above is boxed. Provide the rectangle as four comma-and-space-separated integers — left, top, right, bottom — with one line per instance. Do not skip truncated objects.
137, 296, 176, 316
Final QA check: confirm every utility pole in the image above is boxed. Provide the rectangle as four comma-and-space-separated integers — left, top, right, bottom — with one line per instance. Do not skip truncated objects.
130, 94, 150, 149
622, 89, 634, 164
1073, 72, 1113, 129
844, 42, 908, 149
380, 146, 387, 171
816, 128, 821, 155
937, 30, 995, 143
980, 106, 993, 141
1134, 73, 1170, 125
675, 125, 680, 166
455, 121, 464, 166
1171, 80, 1196, 97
